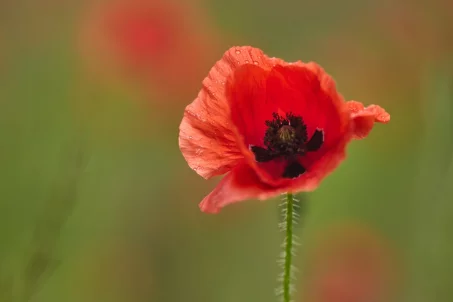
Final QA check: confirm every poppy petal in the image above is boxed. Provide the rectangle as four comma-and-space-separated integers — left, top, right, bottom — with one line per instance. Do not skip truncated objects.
199, 163, 287, 213
291, 137, 349, 192
230, 63, 351, 186
179, 105, 242, 179
200, 137, 348, 213
347, 101, 390, 139
226, 64, 274, 147
266, 64, 350, 150
305, 62, 343, 102
179, 46, 283, 179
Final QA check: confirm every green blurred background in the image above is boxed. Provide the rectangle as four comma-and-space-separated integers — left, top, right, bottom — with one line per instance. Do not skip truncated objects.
0, 0, 452, 301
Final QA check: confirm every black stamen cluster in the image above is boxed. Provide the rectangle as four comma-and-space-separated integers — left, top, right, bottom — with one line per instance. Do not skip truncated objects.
250, 112, 324, 179
263, 112, 308, 158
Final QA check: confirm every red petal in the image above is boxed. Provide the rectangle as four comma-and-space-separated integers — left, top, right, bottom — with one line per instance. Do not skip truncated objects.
179, 46, 283, 179
267, 64, 350, 150
199, 138, 348, 213
199, 163, 287, 213
226, 61, 352, 186
347, 101, 390, 139
292, 137, 349, 191
227, 64, 275, 147
304, 62, 344, 103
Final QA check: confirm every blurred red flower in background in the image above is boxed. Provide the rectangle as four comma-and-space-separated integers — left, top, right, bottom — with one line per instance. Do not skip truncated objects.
78, 0, 222, 101
303, 223, 401, 302
179, 46, 390, 213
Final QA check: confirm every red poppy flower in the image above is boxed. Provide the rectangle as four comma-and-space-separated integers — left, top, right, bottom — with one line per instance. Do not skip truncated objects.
78, 0, 220, 99
179, 46, 390, 213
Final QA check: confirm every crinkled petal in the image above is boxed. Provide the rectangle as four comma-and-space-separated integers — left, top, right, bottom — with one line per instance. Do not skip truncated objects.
179, 110, 242, 179
180, 46, 285, 178
179, 46, 277, 178
347, 101, 390, 139
199, 163, 288, 213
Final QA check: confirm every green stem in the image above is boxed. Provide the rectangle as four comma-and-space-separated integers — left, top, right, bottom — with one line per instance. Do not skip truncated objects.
282, 192, 295, 302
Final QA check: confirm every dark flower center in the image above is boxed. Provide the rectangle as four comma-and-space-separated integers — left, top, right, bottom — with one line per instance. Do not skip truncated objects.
250, 112, 324, 179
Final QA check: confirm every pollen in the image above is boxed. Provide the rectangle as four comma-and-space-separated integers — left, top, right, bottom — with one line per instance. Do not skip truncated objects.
278, 126, 296, 142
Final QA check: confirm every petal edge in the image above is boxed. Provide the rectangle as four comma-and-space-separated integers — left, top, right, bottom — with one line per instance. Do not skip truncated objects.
347, 101, 390, 140
199, 163, 287, 213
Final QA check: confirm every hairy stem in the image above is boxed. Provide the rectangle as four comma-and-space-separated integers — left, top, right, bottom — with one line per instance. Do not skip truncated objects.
277, 192, 299, 302
283, 192, 294, 302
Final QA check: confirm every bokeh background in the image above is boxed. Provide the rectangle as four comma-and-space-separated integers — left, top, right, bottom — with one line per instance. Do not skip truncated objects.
1, 0, 452, 301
